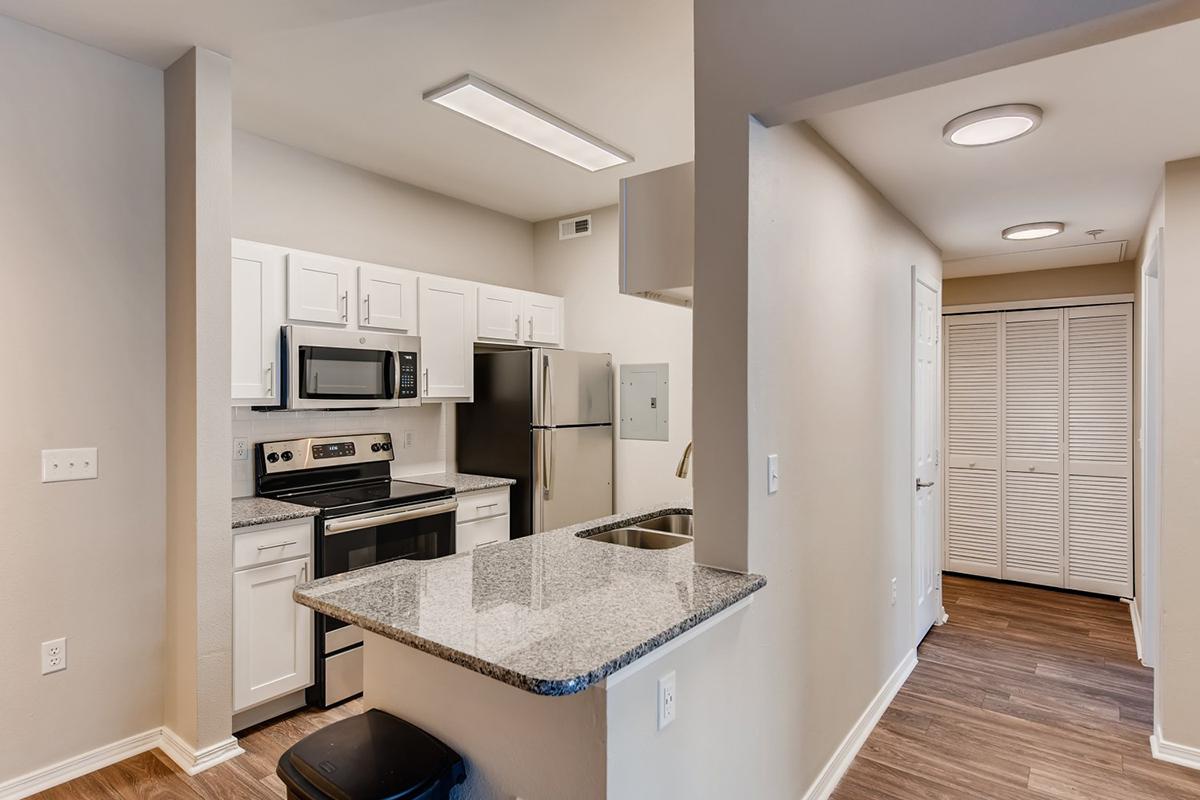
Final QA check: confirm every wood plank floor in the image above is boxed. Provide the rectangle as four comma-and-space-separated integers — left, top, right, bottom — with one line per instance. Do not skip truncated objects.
31, 699, 364, 800
29, 575, 1200, 799
832, 575, 1200, 800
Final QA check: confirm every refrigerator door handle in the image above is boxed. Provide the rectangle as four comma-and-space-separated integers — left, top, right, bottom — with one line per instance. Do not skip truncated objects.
546, 355, 556, 428
542, 429, 553, 500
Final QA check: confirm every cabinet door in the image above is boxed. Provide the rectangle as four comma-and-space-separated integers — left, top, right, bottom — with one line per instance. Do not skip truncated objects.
477, 285, 523, 342
231, 240, 285, 405
233, 557, 313, 712
358, 264, 417, 333
523, 292, 564, 348
418, 276, 474, 400
287, 252, 352, 325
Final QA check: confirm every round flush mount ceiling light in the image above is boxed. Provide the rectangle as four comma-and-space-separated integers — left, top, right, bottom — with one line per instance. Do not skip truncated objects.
1002, 221, 1064, 241
943, 103, 1043, 147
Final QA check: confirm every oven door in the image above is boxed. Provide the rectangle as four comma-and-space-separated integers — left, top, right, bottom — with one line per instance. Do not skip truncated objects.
283, 325, 402, 410
318, 498, 457, 643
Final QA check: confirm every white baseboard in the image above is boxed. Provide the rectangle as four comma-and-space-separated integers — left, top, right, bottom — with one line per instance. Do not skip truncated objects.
158, 727, 244, 776
1151, 733, 1200, 771
0, 727, 245, 799
1123, 598, 1146, 665
802, 649, 918, 800
0, 728, 162, 800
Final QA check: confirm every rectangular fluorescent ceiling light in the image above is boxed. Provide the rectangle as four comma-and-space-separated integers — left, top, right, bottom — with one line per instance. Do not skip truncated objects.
423, 74, 632, 172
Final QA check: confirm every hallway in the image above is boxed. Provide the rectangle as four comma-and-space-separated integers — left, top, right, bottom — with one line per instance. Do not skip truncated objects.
832, 575, 1200, 799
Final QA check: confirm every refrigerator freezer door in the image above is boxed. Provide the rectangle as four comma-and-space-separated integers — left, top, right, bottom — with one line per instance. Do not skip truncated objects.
532, 426, 614, 532
533, 350, 613, 427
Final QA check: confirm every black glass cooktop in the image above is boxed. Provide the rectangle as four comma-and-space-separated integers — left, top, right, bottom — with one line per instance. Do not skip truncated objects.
276, 480, 453, 518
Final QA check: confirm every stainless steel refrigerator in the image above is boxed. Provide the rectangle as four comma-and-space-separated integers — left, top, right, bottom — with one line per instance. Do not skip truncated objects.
456, 349, 614, 538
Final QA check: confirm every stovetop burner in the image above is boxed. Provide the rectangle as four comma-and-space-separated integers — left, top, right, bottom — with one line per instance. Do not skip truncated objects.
279, 479, 453, 518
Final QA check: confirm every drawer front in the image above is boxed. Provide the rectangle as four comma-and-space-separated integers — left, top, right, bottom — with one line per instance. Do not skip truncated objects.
234, 520, 313, 570
455, 487, 510, 524
456, 514, 510, 553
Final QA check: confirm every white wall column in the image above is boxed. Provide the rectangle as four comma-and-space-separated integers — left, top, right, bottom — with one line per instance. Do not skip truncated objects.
164, 46, 236, 764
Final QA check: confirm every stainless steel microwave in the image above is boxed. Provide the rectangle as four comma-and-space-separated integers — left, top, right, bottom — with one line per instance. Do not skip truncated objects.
280, 325, 421, 410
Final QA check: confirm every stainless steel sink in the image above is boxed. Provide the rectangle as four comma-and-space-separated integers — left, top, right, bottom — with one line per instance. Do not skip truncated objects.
633, 514, 694, 536
582, 528, 692, 550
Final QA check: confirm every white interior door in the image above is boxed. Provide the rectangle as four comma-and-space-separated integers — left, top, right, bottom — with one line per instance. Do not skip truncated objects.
944, 313, 1002, 578
1002, 309, 1065, 588
1065, 304, 1133, 597
913, 275, 941, 643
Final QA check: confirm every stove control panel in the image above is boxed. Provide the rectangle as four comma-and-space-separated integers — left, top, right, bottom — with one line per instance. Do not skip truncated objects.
257, 433, 392, 474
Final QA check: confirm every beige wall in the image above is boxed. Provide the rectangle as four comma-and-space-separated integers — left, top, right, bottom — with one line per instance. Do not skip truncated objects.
0, 16, 165, 783
164, 47, 235, 753
233, 131, 535, 290
533, 206, 694, 512
944, 261, 1136, 306
1157, 156, 1200, 751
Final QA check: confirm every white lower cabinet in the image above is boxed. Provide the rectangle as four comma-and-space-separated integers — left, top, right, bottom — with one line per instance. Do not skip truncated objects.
233, 520, 314, 713
455, 487, 511, 553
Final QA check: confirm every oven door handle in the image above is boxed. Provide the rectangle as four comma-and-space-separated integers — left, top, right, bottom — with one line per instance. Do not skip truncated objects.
324, 499, 458, 535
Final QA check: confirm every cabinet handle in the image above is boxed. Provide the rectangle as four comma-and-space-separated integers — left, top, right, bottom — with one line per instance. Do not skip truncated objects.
476, 539, 499, 549
364, 293, 371, 324
423, 368, 429, 396
514, 314, 520, 338
341, 291, 349, 321
265, 361, 274, 396
476, 502, 499, 510
302, 563, 308, 581
257, 540, 298, 551
528, 316, 534, 338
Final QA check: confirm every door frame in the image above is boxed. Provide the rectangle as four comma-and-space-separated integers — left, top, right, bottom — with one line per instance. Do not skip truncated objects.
912, 266, 945, 647
1140, 229, 1163, 672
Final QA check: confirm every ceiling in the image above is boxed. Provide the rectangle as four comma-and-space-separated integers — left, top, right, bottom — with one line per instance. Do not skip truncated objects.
810, 17, 1200, 278
0, 0, 695, 222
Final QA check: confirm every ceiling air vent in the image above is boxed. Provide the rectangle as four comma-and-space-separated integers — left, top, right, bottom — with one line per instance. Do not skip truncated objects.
559, 214, 592, 240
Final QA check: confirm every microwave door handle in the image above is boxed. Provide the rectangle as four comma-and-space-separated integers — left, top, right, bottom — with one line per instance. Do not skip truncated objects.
390, 351, 400, 399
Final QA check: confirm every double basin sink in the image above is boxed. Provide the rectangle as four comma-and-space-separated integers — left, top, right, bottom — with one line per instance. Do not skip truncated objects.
581, 513, 694, 550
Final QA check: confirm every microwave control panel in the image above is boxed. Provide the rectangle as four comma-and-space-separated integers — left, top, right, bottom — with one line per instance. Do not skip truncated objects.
397, 352, 418, 399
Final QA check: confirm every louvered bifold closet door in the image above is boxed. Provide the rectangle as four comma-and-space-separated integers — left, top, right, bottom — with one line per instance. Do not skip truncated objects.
1065, 305, 1133, 596
944, 314, 1002, 578
1001, 309, 1065, 587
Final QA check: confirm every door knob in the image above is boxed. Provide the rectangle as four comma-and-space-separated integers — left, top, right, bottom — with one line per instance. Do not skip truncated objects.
916, 479, 935, 490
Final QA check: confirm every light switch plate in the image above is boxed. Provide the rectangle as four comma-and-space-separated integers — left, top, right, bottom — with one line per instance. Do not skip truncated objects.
767, 454, 779, 494
41, 448, 98, 483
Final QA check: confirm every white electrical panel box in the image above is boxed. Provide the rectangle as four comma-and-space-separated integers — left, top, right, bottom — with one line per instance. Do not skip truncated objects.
620, 363, 669, 441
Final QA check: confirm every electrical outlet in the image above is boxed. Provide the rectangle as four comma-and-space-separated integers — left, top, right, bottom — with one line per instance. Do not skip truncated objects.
657, 671, 676, 730
41, 448, 98, 483
404, 431, 415, 449
41, 638, 67, 675
233, 437, 250, 461
890, 577, 898, 606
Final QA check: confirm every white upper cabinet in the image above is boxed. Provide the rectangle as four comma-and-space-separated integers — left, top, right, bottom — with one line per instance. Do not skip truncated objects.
358, 263, 417, 333
477, 285, 524, 343
232, 240, 285, 405
419, 276, 475, 401
287, 252, 353, 325
523, 292, 564, 347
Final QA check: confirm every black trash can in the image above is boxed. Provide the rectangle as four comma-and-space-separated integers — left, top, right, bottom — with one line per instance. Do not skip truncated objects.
277, 709, 467, 800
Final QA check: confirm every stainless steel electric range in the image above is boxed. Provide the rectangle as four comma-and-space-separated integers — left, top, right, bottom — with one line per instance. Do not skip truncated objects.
255, 432, 457, 708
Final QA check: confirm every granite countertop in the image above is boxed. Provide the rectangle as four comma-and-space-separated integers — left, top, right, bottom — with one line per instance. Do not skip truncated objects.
232, 496, 319, 529
294, 502, 766, 696
401, 471, 516, 493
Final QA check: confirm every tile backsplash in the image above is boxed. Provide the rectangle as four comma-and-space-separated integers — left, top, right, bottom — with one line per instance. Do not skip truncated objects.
231, 404, 453, 497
